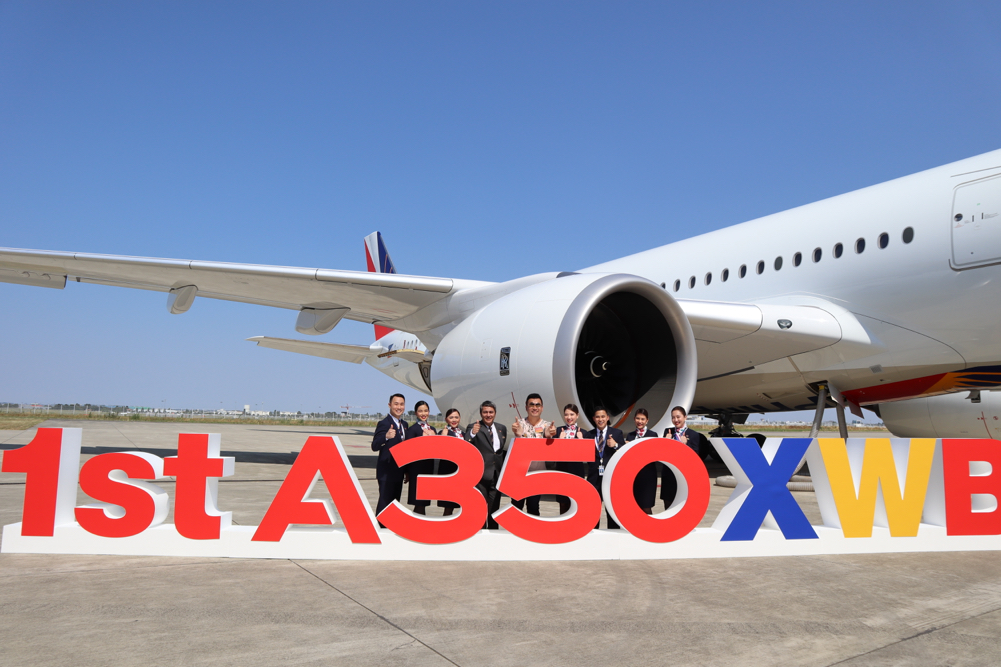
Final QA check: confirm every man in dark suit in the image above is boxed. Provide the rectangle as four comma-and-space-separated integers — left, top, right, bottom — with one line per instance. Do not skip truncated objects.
371, 393, 408, 523
465, 400, 508, 529
585, 406, 624, 529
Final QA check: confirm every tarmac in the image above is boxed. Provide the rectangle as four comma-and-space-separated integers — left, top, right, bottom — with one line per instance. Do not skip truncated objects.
1, 420, 999, 666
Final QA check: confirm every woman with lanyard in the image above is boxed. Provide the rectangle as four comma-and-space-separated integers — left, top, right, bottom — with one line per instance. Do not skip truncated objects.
661, 405, 706, 510
553, 403, 586, 515
436, 407, 466, 517
404, 400, 436, 515
585, 406, 623, 529
626, 408, 657, 515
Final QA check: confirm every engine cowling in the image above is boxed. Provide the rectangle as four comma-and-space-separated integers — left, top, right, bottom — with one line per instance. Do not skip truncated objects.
430, 273, 697, 431
879, 390, 1001, 438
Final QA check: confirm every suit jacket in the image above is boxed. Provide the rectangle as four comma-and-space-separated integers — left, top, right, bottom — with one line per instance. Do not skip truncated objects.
663, 426, 705, 457
372, 415, 409, 470
584, 426, 625, 490
465, 420, 508, 486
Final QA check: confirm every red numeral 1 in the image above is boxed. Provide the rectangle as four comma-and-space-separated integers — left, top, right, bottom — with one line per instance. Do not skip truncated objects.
1, 428, 82, 536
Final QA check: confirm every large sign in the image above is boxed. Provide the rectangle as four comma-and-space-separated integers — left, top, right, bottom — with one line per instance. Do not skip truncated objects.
1, 428, 999, 560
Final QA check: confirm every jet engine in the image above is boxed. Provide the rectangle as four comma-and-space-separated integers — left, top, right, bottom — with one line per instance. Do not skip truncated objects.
878, 390, 1001, 438
429, 273, 698, 430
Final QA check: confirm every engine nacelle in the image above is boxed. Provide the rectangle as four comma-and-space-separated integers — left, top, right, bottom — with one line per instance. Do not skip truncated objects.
879, 390, 1001, 438
430, 273, 697, 431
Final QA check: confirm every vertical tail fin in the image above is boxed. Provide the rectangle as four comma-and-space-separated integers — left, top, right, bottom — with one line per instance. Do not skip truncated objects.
364, 231, 396, 341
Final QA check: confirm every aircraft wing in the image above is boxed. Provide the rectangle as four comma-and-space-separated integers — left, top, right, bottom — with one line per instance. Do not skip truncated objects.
0, 247, 490, 324
247, 336, 376, 364
248, 336, 430, 365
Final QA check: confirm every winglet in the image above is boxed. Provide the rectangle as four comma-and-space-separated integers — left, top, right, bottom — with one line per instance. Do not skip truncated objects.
364, 231, 396, 341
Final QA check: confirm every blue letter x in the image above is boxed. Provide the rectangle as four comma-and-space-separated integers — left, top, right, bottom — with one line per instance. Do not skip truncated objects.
721, 438, 818, 541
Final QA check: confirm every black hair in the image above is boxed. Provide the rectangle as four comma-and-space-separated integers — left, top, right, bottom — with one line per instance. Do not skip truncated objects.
414, 400, 429, 412
480, 400, 497, 413
445, 408, 460, 418
526, 393, 543, 405
671, 405, 688, 417
389, 393, 406, 404
635, 408, 649, 418
563, 403, 579, 415
592, 405, 608, 417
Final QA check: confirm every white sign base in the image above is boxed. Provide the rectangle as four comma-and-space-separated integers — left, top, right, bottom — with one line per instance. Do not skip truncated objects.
4, 522, 1000, 561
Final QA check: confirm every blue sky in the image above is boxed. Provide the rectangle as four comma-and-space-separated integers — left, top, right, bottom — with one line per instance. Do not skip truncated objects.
2, 2, 1000, 418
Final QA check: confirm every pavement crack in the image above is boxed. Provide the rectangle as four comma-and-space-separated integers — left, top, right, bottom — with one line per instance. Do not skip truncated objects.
289, 560, 461, 667
110, 423, 140, 449
823, 601, 1001, 666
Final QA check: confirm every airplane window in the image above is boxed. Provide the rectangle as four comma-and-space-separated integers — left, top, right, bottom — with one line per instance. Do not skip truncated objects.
793, 252, 802, 266
774, 256, 783, 270
878, 232, 889, 249
813, 247, 822, 262
834, 243, 844, 258
855, 238, 865, 254
704, 272, 712, 285
756, 260, 765, 275
673, 279, 681, 292
739, 264, 747, 278
660, 282, 666, 289
689, 276, 696, 289
721, 268, 729, 282
902, 227, 914, 243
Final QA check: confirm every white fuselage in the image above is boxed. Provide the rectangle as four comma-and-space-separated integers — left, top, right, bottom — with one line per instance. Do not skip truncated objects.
382, 150, 1001, 416
583, 149, 1001, 413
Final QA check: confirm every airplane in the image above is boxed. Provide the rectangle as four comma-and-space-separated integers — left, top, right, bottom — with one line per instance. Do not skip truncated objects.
4, 149, 1001, 439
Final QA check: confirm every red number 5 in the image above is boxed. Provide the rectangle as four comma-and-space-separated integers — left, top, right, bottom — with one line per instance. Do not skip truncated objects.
494, 437, 602, 543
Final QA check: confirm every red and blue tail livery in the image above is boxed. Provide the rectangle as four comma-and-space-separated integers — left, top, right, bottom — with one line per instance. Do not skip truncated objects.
363, 231, 397, 340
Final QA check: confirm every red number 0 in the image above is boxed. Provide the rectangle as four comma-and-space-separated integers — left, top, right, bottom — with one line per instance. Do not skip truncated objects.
494, 437, 602, 543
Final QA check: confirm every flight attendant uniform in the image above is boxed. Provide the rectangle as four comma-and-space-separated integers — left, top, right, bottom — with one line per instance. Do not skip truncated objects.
405, 420, 437, 511
662, 425, 705, 507
585, 425, 624, 529
436, 424, 466, 510
553, 424, 586, 514
626, 426, 658, 510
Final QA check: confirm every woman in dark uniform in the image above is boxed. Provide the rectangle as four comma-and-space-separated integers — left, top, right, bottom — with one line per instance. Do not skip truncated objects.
626, 408, 657, 515
661, 406, 707, 510
437, 407, 466, 517
553, 403, 587, 515
404, 400, 436, 515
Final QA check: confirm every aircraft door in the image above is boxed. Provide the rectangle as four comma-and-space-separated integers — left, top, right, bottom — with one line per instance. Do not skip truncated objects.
951, 174, 1001, 269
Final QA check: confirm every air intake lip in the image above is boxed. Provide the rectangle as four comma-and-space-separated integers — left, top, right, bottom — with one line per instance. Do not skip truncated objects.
552, 274, 697, 430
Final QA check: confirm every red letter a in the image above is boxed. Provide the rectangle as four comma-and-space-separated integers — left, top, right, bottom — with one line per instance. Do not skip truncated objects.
252, 436, 380, 543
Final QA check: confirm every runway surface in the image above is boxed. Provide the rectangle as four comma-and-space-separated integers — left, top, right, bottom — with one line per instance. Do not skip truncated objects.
1, 421, 998, 666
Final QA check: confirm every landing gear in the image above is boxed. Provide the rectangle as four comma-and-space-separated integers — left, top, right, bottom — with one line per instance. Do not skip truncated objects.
704, 413, 751, 461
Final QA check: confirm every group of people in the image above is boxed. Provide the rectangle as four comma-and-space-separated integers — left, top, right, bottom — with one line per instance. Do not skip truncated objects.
370, 393, 709, 529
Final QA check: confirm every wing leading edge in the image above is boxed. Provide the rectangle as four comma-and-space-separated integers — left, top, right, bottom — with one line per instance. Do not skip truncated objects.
0, 247, 490, 325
